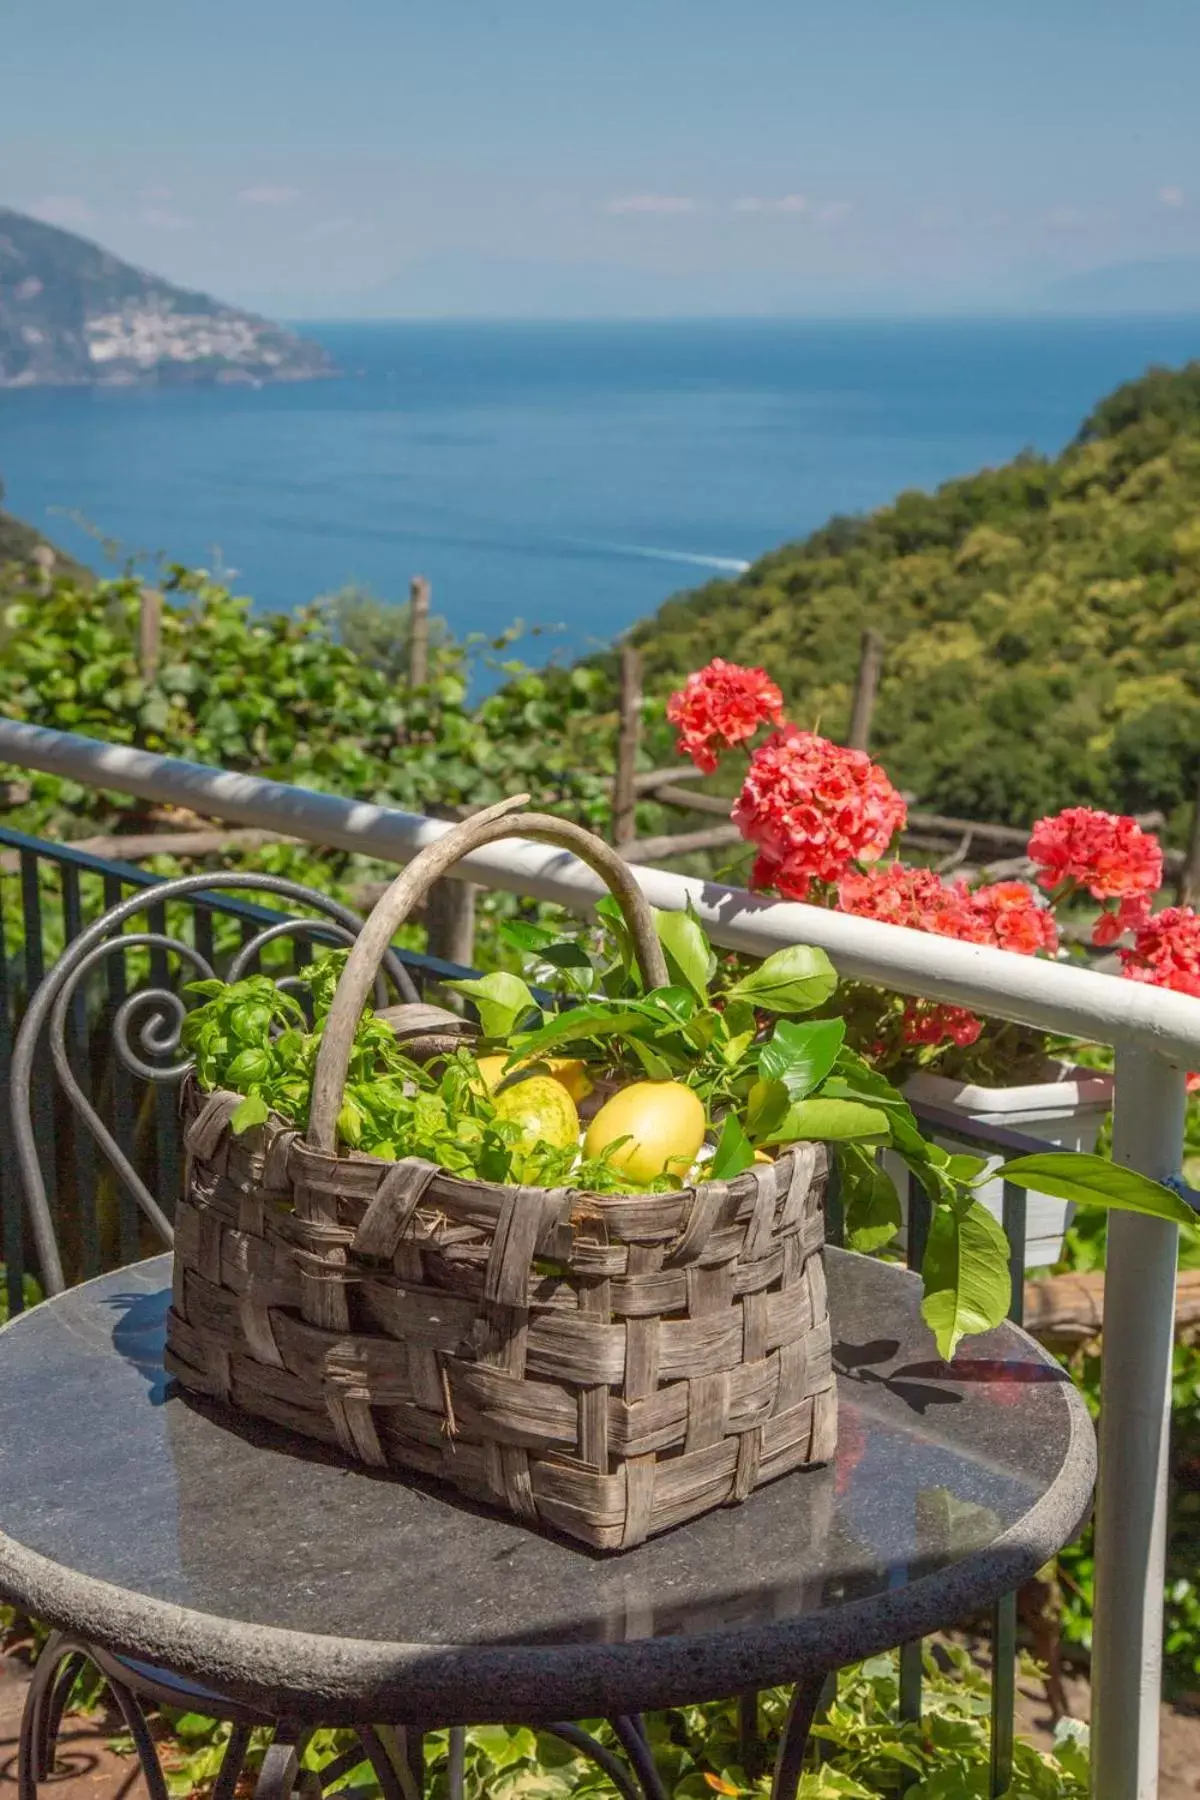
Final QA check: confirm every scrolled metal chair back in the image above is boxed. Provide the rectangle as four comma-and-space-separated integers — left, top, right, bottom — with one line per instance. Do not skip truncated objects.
11, 872, 419, 1296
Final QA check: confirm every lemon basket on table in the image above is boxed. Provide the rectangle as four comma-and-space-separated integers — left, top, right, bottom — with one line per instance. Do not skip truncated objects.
166, 801, 836, 1551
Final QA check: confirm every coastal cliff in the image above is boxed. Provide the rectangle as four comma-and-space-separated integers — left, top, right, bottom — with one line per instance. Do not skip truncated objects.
0, 207, 333, 388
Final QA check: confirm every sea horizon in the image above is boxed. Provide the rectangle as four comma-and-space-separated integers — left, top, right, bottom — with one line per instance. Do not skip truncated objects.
2, 313, 1197, 686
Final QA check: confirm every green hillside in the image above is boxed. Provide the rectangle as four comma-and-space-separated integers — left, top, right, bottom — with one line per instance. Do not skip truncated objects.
631, 361, 1200, 841
0, 482, 81, 576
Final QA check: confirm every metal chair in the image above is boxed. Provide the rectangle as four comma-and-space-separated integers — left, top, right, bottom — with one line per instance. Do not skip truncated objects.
7, 870, 666, 1800
9, 873, 431, 1800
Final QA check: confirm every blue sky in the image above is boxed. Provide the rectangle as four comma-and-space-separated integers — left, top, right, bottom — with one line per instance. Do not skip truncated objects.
5, 0, 1199, 318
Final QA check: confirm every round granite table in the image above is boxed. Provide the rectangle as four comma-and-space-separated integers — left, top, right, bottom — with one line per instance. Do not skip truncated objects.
0, 1250, 1094, 1799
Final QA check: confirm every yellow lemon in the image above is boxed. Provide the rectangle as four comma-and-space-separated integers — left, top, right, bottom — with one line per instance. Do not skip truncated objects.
493, 1075, 580, 1151
583, 1081, 707, 1184
474, 1054, 593, 1102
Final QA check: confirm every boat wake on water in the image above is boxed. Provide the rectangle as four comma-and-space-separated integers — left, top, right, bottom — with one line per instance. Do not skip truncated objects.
562, 537, 752, 573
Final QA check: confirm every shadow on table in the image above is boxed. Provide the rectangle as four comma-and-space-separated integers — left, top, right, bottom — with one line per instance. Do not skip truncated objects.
834, 1334, 1070, 1417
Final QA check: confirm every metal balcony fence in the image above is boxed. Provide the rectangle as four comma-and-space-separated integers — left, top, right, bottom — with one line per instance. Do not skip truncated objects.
1, 715, 1198, 1800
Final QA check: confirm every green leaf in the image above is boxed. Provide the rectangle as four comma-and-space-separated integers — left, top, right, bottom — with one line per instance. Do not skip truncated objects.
444, 971, 538, 1038
499, 919, 560, 953
653, 904, 715, 1001
758, 1017, 846, 1098
765, 1096, 890, 1145
727, 944, 838, 1014
539, 940, 594, 970
643, 985, 697, 1022
622, 1034, 678, 1079
711, 1112, 756, 1180
745, 1077, 790, 1142
839, 1145, 903, 1253
230, 1091, 269, 1134
996, 1153, 1198, 1226
945, 1152, 991, 1183
506, 1005, 649, 1066
920, 1196, 1011, 1360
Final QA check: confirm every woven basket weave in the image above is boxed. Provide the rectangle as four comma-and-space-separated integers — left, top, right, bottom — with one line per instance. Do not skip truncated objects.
165, 799, 837, 1550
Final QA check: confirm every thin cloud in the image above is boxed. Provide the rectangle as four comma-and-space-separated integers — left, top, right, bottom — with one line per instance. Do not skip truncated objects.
734, 194, 808, 214
1042, 205, 1088, 232
602, 194, 698, 215
236, 185, 303, 207
137, 204, 193, 230
1160, 185, 1185, 208
816, 200, 852, 225
28, 196, 97, 228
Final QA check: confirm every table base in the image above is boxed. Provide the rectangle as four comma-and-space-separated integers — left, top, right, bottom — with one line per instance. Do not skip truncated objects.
16, 1634, 825, 1800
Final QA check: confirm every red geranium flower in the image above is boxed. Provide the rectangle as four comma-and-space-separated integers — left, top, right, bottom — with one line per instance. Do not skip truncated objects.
1091, 894, 1153, 949
968, 880, 1060, 956
666, 658, 784, 774
1028, 806, 1163, 902
733, 726, 907, 899
901, 1001, 984, 1049
837, 864, 980, 939
1119, 905, 1200, 1000
838, 868, 1056, 1055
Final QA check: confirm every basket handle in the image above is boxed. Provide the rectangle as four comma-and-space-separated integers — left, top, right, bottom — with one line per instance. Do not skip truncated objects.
307, 795, 670, 1152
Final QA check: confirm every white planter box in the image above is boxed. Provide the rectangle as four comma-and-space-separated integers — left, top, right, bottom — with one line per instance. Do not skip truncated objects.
884, 1062, 1115, 1269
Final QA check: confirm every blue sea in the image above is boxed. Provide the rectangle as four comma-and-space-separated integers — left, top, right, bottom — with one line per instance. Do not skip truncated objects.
1, 317, 1198, 675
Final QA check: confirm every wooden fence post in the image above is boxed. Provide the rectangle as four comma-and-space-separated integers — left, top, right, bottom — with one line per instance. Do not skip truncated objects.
1178, 770, 1200, 907
408, 575, 431, 689
425, 804, 477, 980
612, 646, 643, 846
139, 588, 163, 684
847, 628, 884, 752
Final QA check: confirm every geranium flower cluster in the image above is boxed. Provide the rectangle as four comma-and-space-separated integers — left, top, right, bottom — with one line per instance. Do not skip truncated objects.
1119, 906, 1200, 1000
731, 725, 907, 901
1028, 806, 1163, 946
836, 865, 1056, 1049
664, 658, 1188, 1066
836, 865, 1058, 957
900, 1001, 984, 1049
666, 658, 784, 775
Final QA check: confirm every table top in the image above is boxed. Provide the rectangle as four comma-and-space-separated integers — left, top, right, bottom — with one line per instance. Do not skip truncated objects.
0, 1251, 1094, 1726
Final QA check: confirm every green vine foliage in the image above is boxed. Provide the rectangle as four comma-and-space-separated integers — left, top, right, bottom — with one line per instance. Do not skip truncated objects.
116, 1649, 1086, 1798
0, 564, 622, 838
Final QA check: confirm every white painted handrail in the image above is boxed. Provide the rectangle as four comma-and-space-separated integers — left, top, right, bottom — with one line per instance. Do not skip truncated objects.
1, 715, 1198, 1063
0, 711, 1191, 1800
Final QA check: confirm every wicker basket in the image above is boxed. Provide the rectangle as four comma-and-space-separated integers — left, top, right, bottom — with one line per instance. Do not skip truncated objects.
165, 799, 837, 1550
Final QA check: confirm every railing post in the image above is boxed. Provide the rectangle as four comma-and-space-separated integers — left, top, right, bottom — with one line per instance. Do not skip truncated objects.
1092, 1044, 1187, 1800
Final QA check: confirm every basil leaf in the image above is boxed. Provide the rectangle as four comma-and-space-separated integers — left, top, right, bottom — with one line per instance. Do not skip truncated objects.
920, 1195, 1011, 1361
231, 1091, 269, 1134
727, 945, 838, 1014
997, 1153, 1198, 1226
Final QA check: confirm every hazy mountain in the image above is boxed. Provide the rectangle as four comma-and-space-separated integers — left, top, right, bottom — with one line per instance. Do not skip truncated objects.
1037, 257, 1200, 316
0, 207, 334, 387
